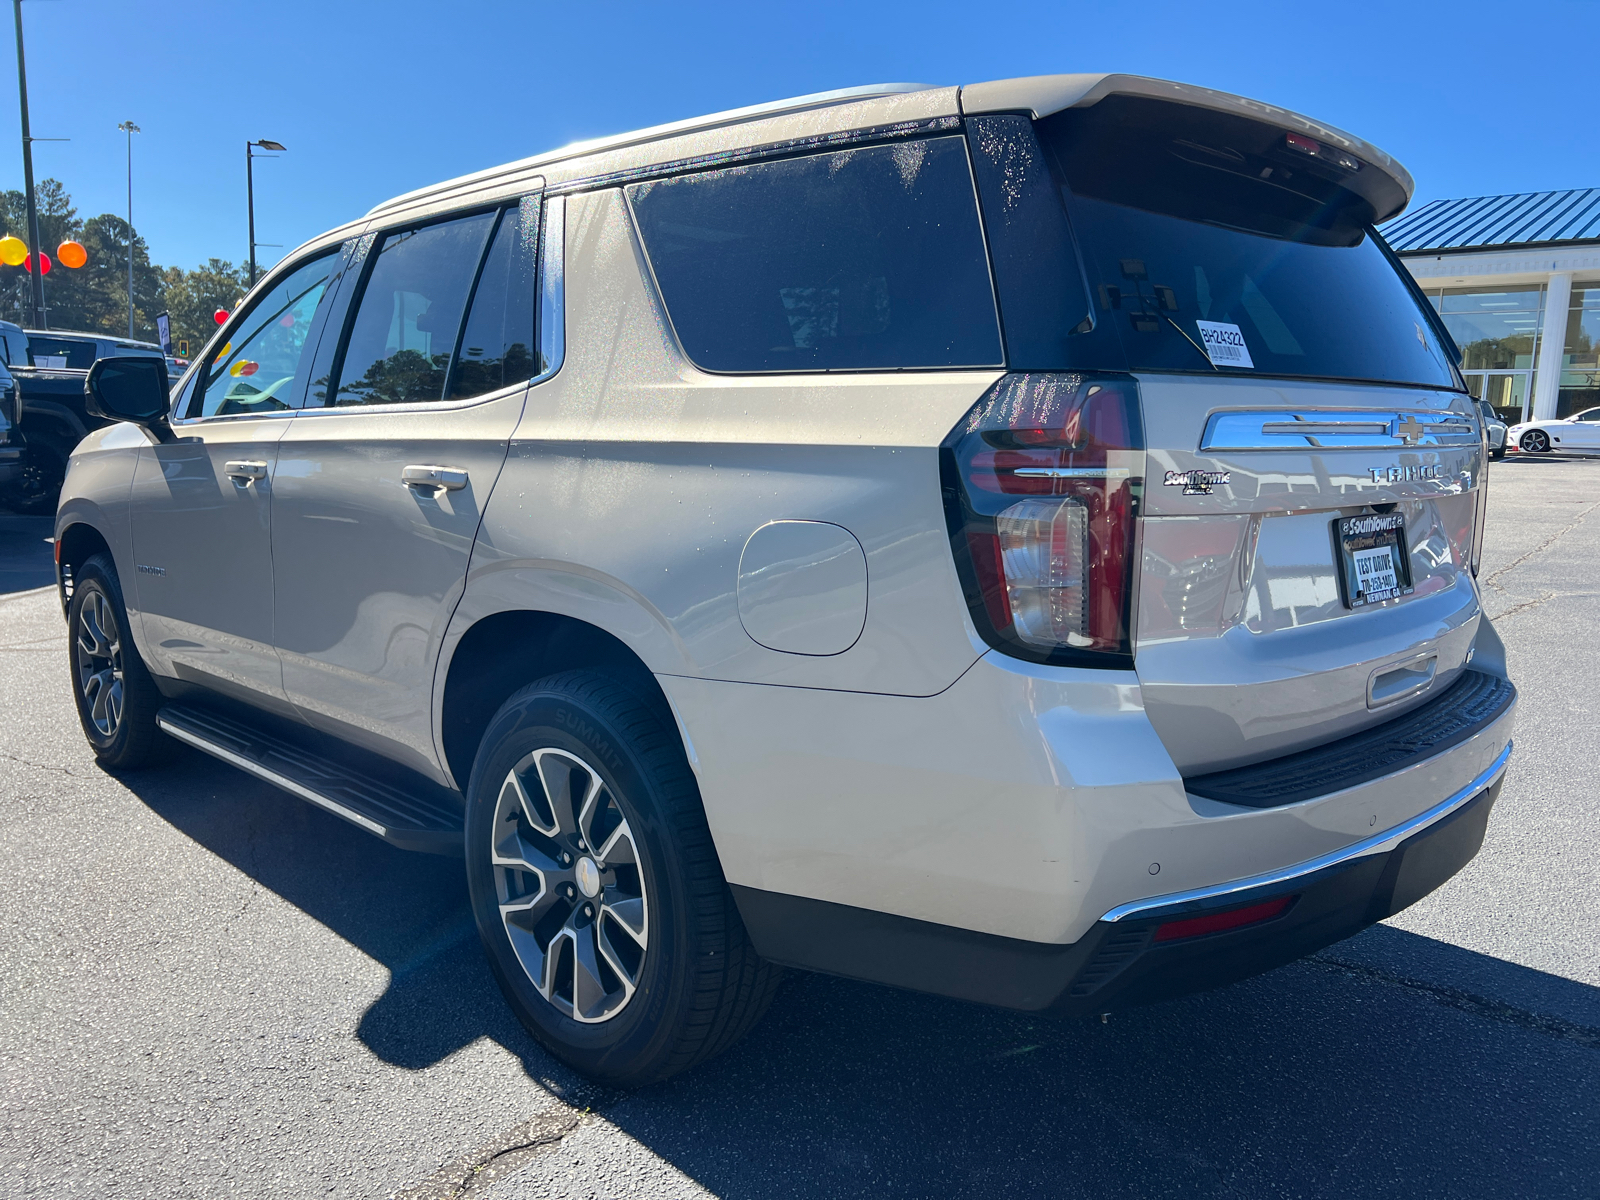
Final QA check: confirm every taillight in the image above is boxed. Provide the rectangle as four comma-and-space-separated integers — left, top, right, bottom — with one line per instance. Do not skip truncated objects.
940, 372, 1145, 666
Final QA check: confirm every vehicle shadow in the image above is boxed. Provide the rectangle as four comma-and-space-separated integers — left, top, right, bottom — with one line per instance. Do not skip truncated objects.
0, 514, 56, 594
117, 754, 1600, 1199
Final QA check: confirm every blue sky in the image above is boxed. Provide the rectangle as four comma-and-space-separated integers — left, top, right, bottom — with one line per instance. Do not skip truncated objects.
4, 0, 1597, 273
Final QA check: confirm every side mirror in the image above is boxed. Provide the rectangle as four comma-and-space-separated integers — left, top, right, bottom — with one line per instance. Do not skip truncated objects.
85, 356, 172, 441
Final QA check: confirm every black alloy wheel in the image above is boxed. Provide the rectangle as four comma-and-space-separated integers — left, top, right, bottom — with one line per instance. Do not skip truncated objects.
464, 670, 781, 1087
67, 554, 172, 769
1520, 429, 1551, 454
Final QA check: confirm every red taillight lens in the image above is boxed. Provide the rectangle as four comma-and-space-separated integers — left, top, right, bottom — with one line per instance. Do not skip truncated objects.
1153, 895, 1295, 943
941, 373, 1144, 666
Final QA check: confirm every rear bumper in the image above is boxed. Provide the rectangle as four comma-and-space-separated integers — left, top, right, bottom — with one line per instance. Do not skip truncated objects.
734, 747, 1508, 1013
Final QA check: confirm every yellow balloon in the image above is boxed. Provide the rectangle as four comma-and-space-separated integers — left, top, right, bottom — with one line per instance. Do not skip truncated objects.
218, 342, 232, 359
228, 360, 246, 377
0, 235, 26, 267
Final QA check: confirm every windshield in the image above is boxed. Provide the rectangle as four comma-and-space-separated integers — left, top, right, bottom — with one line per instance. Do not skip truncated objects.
1035, 99, 1458, 389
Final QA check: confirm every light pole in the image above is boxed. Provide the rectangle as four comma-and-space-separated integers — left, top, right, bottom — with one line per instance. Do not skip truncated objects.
12, 0, 43, 327
118, 120, 140, 339
246, 138, 285, 287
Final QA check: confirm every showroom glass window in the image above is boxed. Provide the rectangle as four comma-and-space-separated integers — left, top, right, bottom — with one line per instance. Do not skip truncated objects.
1559, 287, 1600, 418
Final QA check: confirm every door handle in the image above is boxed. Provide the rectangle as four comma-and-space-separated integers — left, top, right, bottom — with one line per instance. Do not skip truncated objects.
402, 465, 468, 492
225, 460, 268, 483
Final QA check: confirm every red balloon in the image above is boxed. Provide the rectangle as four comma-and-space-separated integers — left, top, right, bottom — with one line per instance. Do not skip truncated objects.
24, 252, 51, 275
213, 308, 229, 325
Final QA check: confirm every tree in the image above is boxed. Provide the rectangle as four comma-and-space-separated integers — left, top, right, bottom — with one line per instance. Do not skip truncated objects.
162, 259, 246, 357
0, 177, 84, 328
0, 177, 245, 352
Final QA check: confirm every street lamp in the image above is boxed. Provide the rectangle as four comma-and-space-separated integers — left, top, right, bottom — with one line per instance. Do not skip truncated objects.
118, 120, 140, 339
246, 138, 285, 287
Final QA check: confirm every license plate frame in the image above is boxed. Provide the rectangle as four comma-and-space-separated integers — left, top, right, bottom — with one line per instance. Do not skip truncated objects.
1333, 512, 1414, 609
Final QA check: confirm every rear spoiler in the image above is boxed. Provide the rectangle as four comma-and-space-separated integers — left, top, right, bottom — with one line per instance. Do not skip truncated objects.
960, 73, 1412, 224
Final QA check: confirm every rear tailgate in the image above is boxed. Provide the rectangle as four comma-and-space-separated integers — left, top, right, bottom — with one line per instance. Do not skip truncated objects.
1135, 375, 1482, 774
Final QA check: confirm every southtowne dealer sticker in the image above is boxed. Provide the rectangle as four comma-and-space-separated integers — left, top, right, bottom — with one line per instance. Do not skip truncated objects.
1195, 321, 1254, 368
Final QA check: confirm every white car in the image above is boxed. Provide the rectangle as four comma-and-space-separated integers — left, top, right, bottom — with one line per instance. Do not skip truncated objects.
1508, 407, 1600, 454
57, 73, 1515, 1087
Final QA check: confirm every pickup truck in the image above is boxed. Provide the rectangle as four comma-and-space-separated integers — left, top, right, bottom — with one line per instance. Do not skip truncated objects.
0, 321, 164, 514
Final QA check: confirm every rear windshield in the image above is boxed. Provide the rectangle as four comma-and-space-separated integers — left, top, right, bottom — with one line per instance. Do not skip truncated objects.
1031, 98, 1457, 388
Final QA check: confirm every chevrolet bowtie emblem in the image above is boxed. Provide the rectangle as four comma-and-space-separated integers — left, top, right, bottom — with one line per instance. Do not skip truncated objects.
1391, 415, 1426, 445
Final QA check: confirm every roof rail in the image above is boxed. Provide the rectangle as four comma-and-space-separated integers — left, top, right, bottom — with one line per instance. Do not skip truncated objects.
366, 82, 939, 217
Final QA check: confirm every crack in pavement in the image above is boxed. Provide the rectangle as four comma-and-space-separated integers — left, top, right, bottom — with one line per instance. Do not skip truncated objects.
1489, 588, 1600, 623
0, 750, 80, 778
1481, 498, 1600, 594
1309, 955, 1600, 1051
391, 1107, 587, 1199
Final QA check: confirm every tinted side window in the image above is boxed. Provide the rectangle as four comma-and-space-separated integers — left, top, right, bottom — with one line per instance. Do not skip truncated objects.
192, 250, 341, 418
628, 137, 1002, 372
332, 212, 496, 406
29, 336, 97, 369
446, 197, 540, 401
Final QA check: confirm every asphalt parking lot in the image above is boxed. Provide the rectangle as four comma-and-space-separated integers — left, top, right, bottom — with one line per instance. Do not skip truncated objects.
2, 454, 1597, 1200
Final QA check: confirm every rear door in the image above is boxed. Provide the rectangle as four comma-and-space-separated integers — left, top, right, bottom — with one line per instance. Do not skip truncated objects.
270, 196, 543, 775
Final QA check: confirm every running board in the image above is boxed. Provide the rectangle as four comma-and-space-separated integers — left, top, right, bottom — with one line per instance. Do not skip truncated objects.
156, 703, 463, 855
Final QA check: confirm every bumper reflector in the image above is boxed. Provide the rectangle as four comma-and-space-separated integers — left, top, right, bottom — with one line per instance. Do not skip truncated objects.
1153, 895, 1295, 943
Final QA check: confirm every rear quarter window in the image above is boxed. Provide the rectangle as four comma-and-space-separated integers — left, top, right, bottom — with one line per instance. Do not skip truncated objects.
28, 336, 97, 369
628, 137, 1003, 373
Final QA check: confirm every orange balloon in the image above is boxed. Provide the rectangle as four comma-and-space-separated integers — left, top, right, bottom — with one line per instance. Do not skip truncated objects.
0, 235, 24, 267
56, 240, 87, 269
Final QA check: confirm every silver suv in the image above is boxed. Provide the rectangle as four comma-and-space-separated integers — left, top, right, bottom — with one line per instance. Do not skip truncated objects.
57, 75, 1516, 1087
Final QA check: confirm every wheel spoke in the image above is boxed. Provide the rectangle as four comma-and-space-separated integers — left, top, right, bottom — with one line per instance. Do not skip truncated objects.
576, 777, 606, 850
601, 896, 647, 947
568, 917, 612, 1018
511, 922, 566, 1001
534, 751, 594, 838
596, 921, 642, 994
499, 879, 561, 928
87, 668, 115, 731
595, 819, 637, 867
498, 769, 557, 839
78, 600, 108, 660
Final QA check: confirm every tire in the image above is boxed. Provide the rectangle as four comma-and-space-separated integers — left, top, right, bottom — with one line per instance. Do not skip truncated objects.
67, 553, 173, 770
464, 670, 781, 1087
1520, 429, 1551, 454
1490, 447, 1506, 461
4, 430, 69, 515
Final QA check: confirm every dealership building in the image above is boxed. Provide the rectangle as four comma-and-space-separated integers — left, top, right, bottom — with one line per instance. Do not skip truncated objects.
1382, 188, 1600, 423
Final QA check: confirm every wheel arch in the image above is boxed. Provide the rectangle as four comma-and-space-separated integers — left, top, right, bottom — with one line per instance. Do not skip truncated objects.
54, 518, 113, 612
438, 609, 682, 792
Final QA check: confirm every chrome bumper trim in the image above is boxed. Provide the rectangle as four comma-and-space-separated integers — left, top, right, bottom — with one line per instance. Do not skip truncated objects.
1100, 740, 1513, 923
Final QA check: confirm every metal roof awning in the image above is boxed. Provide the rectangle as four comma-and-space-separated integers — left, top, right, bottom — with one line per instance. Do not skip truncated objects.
1382, 189, 1600, 254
